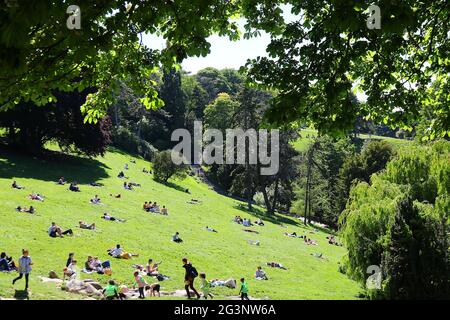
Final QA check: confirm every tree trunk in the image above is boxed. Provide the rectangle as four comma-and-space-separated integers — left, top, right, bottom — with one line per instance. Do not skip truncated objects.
261, 187, 273, 214
272, 178, 279, 215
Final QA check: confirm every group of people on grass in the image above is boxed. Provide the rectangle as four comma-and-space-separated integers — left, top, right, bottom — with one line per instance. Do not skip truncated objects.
6, 161, 340, 300
143, 201, 168, 215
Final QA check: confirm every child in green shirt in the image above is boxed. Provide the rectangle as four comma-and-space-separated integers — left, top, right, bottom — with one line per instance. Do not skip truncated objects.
199, 272, 214, 299
239, 277, 249, 300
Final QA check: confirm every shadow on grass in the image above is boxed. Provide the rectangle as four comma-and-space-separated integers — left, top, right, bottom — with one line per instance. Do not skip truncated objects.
233, 203, 301, 228
0, 145, 110, 184
154, 179, 189, 194
13, 289, 29, 300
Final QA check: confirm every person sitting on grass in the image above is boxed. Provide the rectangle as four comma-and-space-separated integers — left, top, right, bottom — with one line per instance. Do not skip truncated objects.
123, 182, 133, 190
108, 244, 139, 259
161, 206, 168, 215
146, 259, 161, 276
142, 168, 149, 173
28, 193, 44, 201
12, 181, 25, 189
205, 226, 218, 233
48, 222, 73, 238
239, 277, 249, 300
57, 177, 66, 185
242, 218, 253, 227
199, 272, 214, 299
118, 171, 125, 178
103, 280, 120, 300
101, 213, 126, 222
69, 182, 80, 192
152, 202, 160, 213
133, 271, 147, 299
266, 262, 288, 270
172, 232, 183, 243
0, 252, 17, 272
90, 195, 101, 204
63, 259, 78, 280
255, 266, 268, 280
66, 253, 74, 267
79, 221, 96, 230
143, 202, 149, 211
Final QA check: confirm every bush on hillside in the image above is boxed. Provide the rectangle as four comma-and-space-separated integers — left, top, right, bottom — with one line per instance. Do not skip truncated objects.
152, 150, 187, 183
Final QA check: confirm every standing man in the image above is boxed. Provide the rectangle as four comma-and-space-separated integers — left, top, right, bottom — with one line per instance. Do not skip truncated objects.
182, 257, 200, 299
12, 249, 33, 291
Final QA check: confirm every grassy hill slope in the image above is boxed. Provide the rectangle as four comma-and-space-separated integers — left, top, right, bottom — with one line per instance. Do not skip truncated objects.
0, 147, 361, 300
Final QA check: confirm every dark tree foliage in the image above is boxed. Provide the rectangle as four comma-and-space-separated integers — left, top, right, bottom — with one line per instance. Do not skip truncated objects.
0, 90, 111, 157
382, 196, 450, 299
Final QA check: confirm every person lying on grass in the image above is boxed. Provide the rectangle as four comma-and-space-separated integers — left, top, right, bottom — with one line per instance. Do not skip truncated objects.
16, 206, 35, 214
283, 231, 298, 238
205, 226, 218, 233
90, 182, 103, 187
0, 252, 17, 272
57, 177, 66, 185
247, 240, 260, 246
90, 195, 101, 204
254, 218, 264, 226
79, 221, 96, 230
172, 232, 183, 243
28, 193, 44, 201
110, 193, 121, 198
243, 229, 259, 234
255, 266, 268, 280
48, 222, 73, 238
69, 182, 80, 192
101, 213, 126, 222
108, 244, 139, 259
304, 237, 318, 245
129, 182, 141, 187
11, 180, 25, 189
266, 262, 288, 270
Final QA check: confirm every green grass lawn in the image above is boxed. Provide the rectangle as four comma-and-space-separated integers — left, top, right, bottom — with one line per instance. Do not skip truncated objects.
0, 146, 361, 300
292, 128, 411, 153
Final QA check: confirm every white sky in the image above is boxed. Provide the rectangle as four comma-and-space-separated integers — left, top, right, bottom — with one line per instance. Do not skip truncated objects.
141, 7, 367, 101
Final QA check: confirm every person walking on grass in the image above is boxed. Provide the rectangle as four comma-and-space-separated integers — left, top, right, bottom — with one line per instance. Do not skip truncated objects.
239, 277, 249, 300
134, 271, 147, 299
199, 272, 214, 299
12, 249, 33, 291
182, 257, 200, 299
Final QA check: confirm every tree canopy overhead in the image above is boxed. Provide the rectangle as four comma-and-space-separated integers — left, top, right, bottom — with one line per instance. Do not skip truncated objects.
0, 0, 240, 120
1, 1, 449, 138
242, 0, 450, 138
